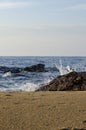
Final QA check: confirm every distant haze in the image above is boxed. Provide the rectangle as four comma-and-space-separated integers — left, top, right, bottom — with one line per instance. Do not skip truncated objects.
0, 0, 86, 56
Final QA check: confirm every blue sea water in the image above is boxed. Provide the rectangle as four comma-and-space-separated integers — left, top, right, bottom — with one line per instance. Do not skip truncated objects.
0, 56, 86, 92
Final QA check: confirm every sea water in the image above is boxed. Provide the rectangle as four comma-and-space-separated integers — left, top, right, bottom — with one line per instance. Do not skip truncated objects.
0, 56, 86, 92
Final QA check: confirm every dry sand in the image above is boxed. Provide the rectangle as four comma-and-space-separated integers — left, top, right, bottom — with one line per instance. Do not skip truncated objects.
0, 91, 86, 130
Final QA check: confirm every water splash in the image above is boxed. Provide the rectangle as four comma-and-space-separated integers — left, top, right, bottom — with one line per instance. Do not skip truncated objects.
2, 71, 12, 77
55, 60, 73, 75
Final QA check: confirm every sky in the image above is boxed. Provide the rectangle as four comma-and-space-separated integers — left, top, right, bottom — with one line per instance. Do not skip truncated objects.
0, 0, 86, 56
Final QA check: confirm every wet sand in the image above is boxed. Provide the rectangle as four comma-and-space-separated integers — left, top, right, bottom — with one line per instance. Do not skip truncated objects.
0, 91, 86, 130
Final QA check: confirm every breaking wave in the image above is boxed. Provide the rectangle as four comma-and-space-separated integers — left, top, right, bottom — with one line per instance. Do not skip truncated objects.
0, 56, 86, 92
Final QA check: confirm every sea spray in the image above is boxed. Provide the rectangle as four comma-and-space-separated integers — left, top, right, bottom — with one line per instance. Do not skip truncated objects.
0, 56, 86, 92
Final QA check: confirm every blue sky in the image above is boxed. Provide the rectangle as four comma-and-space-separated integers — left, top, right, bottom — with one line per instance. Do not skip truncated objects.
0, 0, 86, 56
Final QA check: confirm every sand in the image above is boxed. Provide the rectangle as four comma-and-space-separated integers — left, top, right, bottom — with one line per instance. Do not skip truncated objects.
0, 91, 86, 130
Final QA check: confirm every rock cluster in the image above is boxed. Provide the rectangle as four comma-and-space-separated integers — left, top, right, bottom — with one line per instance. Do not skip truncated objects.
0, 64, 46, 73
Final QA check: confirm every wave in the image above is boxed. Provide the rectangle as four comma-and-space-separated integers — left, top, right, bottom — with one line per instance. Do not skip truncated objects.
18, 77, 53, 92
0, 58, 86, 92
0, 82, 40, 92
55, 59, 86, 76
0, 76, 53, 92
19, 82, 40, 92
2, 71, 12, 78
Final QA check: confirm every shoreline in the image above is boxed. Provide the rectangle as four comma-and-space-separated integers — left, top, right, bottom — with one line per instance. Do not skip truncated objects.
0, 91, 86, 130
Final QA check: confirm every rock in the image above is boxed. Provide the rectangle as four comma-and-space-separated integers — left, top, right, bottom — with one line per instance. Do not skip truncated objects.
0, 66, 23, 73
0, 64, 46, 73
0, 66, 10, 72
38, 71, 86, 91
24, 64, 46, 72
10, 68, 23, 73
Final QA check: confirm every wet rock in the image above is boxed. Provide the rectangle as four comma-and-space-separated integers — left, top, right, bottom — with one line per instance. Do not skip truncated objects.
0, 66, 23, 73
38, 71, 86, 91
24, 64, 46, 72
0, 64, 46, 73
9, 68, 23, 73
0, 66, 10, 72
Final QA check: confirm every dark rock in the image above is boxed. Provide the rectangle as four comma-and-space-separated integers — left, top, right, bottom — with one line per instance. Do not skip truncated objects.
9, 68, 23, 73
38, 71, 86, 91
0, 64, 46, 73
3, 68, 23, 73
0, 66, 23, 73
0, 66, 10, 72
24, 64, 46, 72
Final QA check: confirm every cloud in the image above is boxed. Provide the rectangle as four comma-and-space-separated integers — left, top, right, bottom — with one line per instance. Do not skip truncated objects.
0, 1, 33, 9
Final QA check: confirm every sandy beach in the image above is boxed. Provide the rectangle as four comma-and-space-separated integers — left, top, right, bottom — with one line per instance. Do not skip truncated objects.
0, 91, 86, 130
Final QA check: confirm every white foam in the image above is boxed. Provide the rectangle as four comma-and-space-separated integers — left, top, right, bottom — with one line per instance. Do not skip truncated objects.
0, 77, 53, 92
19, 78, 53, 92
2, 71, 12, 78
0, 82, 41, 92
55, 60, 73, 75
19, 82, 40, 92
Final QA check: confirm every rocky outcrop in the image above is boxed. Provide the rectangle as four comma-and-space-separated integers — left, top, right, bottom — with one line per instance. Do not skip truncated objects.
0, 64, 46, 73
24, 64, 46, 72
38, 71, 86, 91
1, 67, 23, 73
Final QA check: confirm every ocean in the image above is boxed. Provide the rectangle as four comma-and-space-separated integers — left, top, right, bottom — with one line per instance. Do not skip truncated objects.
0, 56, 86, 92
